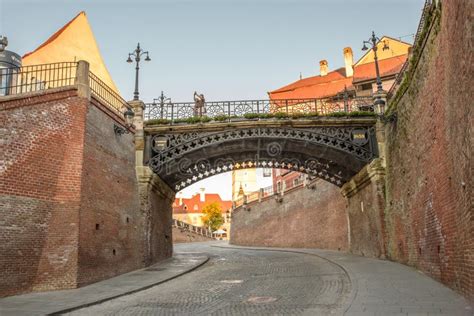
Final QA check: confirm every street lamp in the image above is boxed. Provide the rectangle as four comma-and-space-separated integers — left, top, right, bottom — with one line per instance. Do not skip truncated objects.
114, 107, 135, 135
127, 43, 151, 101
362, 31, 389, 114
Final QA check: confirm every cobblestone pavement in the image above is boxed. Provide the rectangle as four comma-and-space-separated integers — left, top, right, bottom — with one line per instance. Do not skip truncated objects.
68, 242, 473, 316
68, 243, 351, 315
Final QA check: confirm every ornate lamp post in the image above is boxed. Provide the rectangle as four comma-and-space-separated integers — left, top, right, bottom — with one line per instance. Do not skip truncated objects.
127, 43, 150, 101
362, 31, 389, 114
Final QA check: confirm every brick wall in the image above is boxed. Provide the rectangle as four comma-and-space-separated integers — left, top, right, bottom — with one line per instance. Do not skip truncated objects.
0, 88, 86, 296
0, 88, 173, 297
76, 99, 144, 287
230, 180, 348, 250
384, 1, 473, 300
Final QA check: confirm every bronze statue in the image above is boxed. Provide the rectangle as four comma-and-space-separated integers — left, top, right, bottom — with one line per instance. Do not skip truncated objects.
193, 91, 206, 117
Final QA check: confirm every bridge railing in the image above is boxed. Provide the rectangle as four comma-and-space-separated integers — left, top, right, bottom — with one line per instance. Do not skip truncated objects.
233, 178, 307, 209
172, 218, 215, 239
144, 96, 374, 122
0, 61, 131, 116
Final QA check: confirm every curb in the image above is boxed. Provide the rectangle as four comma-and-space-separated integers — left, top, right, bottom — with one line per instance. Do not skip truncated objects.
211, 244, 357, 314
49, 255, 210, 315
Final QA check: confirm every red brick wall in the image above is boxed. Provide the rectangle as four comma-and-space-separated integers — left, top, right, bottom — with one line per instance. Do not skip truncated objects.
384, 1, 473, 300
0, 89, 86, 296
230, 180, 348, 250
0, 89, 173, 297
76, 99, 144, 287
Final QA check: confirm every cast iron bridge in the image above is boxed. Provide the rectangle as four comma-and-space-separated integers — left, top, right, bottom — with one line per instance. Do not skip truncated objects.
143, 97, 379, 192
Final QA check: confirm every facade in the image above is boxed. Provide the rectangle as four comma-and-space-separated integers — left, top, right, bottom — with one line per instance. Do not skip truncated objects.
173, 189, 232, 235
21, 11, 120, 94
268, 36, 411, 100
268, 36, 411, 186
231, 169, 258, 201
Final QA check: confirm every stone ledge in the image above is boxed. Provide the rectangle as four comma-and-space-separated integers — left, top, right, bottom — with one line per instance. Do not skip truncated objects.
145, 117, 377, 134
340, 158, 386, 198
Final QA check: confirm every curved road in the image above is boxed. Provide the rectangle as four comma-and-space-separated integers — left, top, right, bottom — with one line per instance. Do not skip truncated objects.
69, 243, 351, 315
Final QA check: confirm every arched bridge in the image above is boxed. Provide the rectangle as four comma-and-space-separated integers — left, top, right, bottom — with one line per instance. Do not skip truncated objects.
143, 97, 379, 192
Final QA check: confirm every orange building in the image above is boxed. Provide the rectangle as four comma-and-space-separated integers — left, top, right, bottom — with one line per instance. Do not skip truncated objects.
269, 36, 411, 187
21, 11, 120, 94
268, 36, 410, 101
173, 189, 232, 235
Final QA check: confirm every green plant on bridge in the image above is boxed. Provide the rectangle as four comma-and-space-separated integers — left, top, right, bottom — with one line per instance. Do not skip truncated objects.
201, 202, 224, 232
146, 110, 374, 125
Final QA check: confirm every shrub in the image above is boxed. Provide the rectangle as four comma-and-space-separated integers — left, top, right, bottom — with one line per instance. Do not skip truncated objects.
146, 118, 170, 125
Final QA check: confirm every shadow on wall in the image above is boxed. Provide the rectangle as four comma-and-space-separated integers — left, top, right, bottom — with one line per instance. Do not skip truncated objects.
230, 179, 349, 251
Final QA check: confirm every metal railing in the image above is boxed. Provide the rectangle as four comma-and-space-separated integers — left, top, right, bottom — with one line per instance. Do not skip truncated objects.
0, 61, 130, 116
172, 218, 215, 238
144, 96, 374, 121
0, 62, 77, 96
233, 177, 307, 209
89, 71, 130, 114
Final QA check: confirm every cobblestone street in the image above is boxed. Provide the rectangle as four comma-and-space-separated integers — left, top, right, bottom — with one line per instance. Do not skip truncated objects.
66, 242, 472, 316
68, 243, 350, 315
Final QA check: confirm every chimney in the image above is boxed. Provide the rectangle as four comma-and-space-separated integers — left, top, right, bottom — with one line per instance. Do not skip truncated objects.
319, 60, 328, 76
343, 47, 354, 77
199, 188, 205, 202
177, 192, 183, 206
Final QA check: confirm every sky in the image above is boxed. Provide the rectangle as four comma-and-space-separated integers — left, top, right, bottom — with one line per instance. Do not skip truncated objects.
0, 0, 425, 200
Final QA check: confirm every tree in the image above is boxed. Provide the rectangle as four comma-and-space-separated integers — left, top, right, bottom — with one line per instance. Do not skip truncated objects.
201, 202, 224, 231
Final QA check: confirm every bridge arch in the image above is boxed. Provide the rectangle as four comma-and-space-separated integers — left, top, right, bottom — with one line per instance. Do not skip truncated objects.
145, 119, 379, 191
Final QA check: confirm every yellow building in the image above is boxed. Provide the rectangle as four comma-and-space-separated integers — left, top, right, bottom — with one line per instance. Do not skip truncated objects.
22, 11, 119, 94
231, 169, 259, 201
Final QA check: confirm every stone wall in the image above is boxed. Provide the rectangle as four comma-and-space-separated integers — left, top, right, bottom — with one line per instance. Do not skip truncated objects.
230, 180, 348, 250
341, 159, 387, 258
383, 1, 473, 300
172, 227, 214, 243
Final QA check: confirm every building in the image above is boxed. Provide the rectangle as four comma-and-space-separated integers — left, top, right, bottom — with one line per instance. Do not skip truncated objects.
173, 189, 233, 235
21, 11, 120, 94
231, 169, 259, 201
268, 36, 411, 188
268, 36, 410, 100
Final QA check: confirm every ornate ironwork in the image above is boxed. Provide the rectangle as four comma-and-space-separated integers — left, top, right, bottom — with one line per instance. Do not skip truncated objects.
167, 158, 346, 191
144, 97, 374, 121
148, 125, 378, 191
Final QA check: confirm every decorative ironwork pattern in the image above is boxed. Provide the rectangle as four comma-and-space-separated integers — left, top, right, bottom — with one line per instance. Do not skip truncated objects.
164, 159, 345, 191
150, 126, 375, 166
144, 97, 374, 121
148, 125, 377, 191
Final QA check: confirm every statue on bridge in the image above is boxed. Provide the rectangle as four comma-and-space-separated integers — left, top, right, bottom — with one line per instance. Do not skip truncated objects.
193, 91, 206, 117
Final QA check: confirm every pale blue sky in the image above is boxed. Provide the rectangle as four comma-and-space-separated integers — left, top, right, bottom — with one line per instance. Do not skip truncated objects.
0, 0, 424, 199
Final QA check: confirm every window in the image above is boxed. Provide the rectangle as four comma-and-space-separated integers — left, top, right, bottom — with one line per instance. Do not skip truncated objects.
277, 181, 282, 193
194, 204, 198, 211
361, 83, 372, 91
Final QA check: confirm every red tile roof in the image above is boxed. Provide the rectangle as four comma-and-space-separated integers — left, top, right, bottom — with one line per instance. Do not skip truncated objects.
353, 54, 408, 83
268, 55, 408, 100
269, 68, 353, 100
173, 193, 232, 214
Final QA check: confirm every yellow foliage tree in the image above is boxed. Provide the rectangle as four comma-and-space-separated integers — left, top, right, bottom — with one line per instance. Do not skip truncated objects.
201, 202, 224, 231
